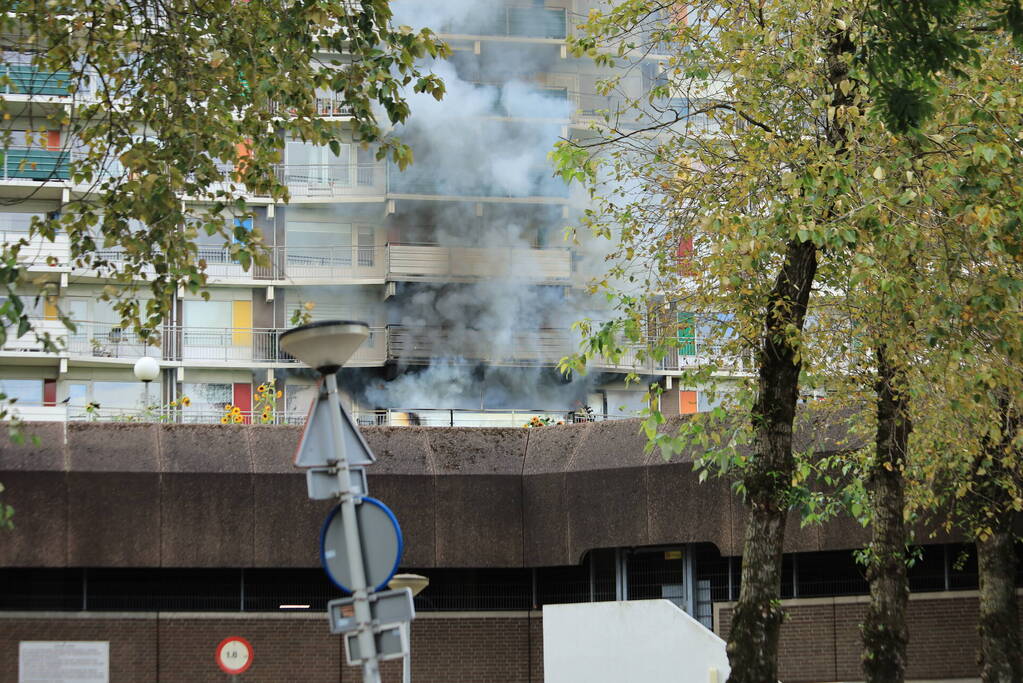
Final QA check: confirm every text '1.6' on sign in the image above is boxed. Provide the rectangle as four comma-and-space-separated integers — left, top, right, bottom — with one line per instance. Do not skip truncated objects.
216, 636, 253, 675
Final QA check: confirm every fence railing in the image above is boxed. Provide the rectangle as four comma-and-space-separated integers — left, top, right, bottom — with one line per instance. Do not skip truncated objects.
352, 408, 631, 428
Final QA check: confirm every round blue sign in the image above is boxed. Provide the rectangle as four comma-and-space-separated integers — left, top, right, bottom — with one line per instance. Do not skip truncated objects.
319, 497, 403, 593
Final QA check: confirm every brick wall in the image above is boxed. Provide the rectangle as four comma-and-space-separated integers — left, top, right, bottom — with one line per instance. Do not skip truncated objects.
0, 612, 543, 683
715, 590, 1023, 683
3, 594, 1017, 683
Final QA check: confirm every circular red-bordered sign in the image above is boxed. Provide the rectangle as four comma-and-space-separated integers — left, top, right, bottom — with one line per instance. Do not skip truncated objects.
216, 636, 253, 675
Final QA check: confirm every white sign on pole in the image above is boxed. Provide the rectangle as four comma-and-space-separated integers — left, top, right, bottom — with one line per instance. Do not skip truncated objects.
294, 381, 376, 468
19, 641, 109, 683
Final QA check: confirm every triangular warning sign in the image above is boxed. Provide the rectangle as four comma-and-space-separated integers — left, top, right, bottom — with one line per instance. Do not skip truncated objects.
294, 379, 376, 468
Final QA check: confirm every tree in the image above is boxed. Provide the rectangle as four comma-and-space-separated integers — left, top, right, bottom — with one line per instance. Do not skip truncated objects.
0, 0, 448, 348
555, 1, 1023, 681
554, 2, 870, 680
0, 0, 448, 529
860, 0, 1023, 131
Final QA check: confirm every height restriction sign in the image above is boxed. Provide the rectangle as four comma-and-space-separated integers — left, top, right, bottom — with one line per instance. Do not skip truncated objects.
216, 636, 253, 675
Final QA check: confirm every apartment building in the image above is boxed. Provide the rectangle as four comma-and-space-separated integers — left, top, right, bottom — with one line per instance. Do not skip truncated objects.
0, 1, 730, 425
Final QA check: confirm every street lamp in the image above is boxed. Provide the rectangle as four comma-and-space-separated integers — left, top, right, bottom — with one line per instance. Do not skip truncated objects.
133, 356, 160, 413
279, 320, 380, 682
387, 574, 429, 683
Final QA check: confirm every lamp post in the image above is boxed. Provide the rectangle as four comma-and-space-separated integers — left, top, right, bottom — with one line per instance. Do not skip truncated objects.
133, 356, 160, 416
387, 574, 429, 683
279, 320, 380, 683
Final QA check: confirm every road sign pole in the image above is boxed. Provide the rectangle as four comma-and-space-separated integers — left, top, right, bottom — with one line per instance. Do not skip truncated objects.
324, 372, 380, 683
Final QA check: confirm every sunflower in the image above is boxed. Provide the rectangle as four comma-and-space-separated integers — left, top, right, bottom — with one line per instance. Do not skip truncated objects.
169, 401, 177, 408
231, 406, 242, 415
224, 404, 234, 412
181, 396, 191, 407
256, 384, 266, 393
261, 414, 271, 423
220, 416, 229, 424
276, 390, 283, 398
233, 414, 244, 423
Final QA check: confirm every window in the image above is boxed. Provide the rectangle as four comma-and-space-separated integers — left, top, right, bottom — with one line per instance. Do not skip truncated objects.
286, 383, 317, 416
284, 141, 351, 186
0, 379, 43, 405
182, 383, 232, 418
183, 300, 232, 345
91, 381, 150, 409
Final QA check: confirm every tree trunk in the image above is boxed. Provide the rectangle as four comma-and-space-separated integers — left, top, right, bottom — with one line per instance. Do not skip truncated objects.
726, 237, 817, 683
977, 522, 1023, 683
861, 346, 911, 683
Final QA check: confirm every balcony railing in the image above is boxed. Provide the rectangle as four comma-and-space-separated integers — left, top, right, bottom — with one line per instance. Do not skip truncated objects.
387, 243, 571, 282
54, 321, 388, 366
269, 97, 353, 118
0, 230, 70, 268
0, 148, 70, 181
275, 162, 386, 198
1, 64, 71, 96
386, 325, 574, 366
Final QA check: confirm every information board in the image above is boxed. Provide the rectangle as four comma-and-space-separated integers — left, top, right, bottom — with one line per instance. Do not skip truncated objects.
19, 642, 109, 683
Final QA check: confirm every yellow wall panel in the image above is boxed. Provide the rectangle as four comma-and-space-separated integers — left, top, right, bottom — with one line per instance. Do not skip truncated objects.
232, 300, 252, 346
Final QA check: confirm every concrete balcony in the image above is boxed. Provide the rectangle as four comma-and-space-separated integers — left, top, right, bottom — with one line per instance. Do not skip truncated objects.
437, 6, 567, 40
60, 322, 387, 368
0, 148, 70, 182
0, 230, 70, 272
274, 162, 386, 199
386, 244, 571, 283
2, 64, 71, 98
386, 325, 574, 366
0, 318, 67, 355
269, 97, 353, 119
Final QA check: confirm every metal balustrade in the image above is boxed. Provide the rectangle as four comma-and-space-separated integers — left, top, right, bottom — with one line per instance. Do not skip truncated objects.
269, 97, 353, 118
1, 64, 71, 96
0, 148, 70, 181
274, 162, 385, 198
0, 316, 748, 374
0, 230, 70, 267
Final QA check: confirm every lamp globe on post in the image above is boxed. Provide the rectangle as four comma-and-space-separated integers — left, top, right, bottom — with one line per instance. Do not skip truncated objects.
279, 320, 370, 374
387, 574, 429, 683
133, 356, 160, 414
281, 320, 386, 682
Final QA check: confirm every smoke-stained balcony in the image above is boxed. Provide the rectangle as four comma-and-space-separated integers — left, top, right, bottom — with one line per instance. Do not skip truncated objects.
386, 326, 574, 366
387, 243, 571, 283
387, 163, 569, 200
434, 6, 567, 40
384, 325, 752, 374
